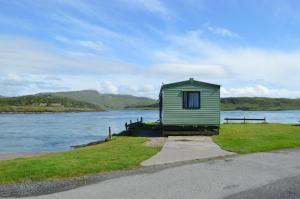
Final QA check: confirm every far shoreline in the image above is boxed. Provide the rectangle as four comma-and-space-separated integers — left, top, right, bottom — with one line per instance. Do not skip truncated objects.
0, 110, 105, 114
124, 108, 300, 111
1, 109, 300, 114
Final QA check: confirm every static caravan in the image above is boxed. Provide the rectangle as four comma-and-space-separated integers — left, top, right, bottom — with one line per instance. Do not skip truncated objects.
159, 78, 220, 135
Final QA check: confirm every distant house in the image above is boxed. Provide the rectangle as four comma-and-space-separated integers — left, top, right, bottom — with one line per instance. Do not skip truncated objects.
159, 78, 220, 135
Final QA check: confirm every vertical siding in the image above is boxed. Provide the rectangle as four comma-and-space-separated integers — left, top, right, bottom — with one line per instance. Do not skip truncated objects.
162, 83, 220, 125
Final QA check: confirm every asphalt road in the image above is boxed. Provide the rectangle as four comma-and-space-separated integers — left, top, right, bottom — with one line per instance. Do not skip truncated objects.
224, 174, 300, 199
18, 148, 300, 199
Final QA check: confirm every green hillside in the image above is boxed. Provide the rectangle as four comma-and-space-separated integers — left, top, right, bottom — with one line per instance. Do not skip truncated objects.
43, 90, 157, 109
0, 95, 103, 113
221, 97, 300, 111
1, 90, 299, 113
126, 97, 300, 111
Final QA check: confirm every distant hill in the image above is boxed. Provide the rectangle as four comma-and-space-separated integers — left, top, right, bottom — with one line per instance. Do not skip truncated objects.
221, 97, 300, 111
0, 94, 103, 113
126, 97, 300, 111
40, 90, 157, 109
2, 90, 299, 112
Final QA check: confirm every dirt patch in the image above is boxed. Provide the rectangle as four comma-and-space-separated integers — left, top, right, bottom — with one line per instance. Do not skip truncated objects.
175, 139, 193, 142
0, 152, 46, 161
144, 137, 167, 147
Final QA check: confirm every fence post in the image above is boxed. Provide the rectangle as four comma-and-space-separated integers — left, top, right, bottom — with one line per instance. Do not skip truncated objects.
130, 120, 132, 124
108, 126, 112, 140
125, 122, 128, 131
243, 117, 246, 124
141, 117, 143, 123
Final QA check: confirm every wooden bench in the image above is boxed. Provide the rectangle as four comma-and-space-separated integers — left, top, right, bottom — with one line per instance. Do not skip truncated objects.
224, 117, 266, 124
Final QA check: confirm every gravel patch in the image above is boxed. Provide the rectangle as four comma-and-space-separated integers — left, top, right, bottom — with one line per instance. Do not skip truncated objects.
144, 137, 167, 147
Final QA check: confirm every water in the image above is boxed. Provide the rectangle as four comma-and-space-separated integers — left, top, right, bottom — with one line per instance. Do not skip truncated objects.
0, 110, 299, 152
221, 110, 300, 124
0, 110, 158, 153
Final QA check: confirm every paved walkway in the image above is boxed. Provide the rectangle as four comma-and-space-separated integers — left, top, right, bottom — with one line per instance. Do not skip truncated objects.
141, 135, 234, 166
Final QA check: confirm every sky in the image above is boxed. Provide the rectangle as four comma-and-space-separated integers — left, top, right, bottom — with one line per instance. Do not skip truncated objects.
1, 0, 300, 99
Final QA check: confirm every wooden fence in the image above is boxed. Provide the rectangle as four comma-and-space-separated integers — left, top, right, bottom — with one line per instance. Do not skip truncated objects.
125, 117, 143, 131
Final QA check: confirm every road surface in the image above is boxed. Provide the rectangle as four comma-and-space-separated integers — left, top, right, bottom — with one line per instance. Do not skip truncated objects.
18, 148, 300, 199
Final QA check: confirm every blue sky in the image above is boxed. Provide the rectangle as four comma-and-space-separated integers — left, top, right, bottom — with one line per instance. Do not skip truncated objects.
1, 0, 300, 98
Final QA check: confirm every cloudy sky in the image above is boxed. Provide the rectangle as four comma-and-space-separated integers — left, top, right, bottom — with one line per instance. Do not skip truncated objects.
1, 0, 300, 99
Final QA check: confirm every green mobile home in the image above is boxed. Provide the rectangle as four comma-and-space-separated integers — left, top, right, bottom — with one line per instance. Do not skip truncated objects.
159, 78, 220, 135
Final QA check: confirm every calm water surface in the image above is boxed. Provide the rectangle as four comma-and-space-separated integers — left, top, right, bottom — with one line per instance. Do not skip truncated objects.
0, 110, 299, 152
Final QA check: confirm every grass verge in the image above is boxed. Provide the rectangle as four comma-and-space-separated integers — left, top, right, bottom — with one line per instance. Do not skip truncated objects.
214, 123, 300, 154
0, 137, 160, 185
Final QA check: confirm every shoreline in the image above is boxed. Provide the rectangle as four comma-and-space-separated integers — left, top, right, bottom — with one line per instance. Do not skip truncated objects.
1, 109, 300, 114
0, 137, 110, 161
125, 108, 300, 111
0, 110, 105, 114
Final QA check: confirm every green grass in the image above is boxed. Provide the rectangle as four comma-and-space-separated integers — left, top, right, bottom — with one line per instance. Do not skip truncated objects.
213, 124, 300, 154
0, 137, 160, 185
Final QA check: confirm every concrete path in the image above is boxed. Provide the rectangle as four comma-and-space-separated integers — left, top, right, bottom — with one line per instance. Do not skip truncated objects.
141, 136, 234, 166
21, 148, 300, 199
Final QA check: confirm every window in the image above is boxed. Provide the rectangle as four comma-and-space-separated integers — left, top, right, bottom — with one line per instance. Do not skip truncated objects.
183, 91, 200, 109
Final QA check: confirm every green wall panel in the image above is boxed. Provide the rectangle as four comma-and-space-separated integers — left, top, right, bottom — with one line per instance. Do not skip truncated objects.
161, 82, 220, 126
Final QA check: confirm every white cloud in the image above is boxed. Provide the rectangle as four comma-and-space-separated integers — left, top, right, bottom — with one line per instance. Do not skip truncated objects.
207, 26, 241, 39
211, 47, 300, 87
97, 81, 119, 94
0, 73, 67, 96
0, 36, 132, 75
140, 84, 155, 92
96, 80, 157, 98
77, 40, 105, 51
56, 0, 97, 16
1, 12, 300, 99
53, 15, 123, 39
151, 63, 229, 79
123, 0, 171, 16
148, 30, 300, 92
54, 35, 106, 52
221, 85, 300, 98
51, 14, 153, 58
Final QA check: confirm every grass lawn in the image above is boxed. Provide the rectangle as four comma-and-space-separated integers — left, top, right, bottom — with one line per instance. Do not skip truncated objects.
213, 123, 300, 154
0, 137, 160, 185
